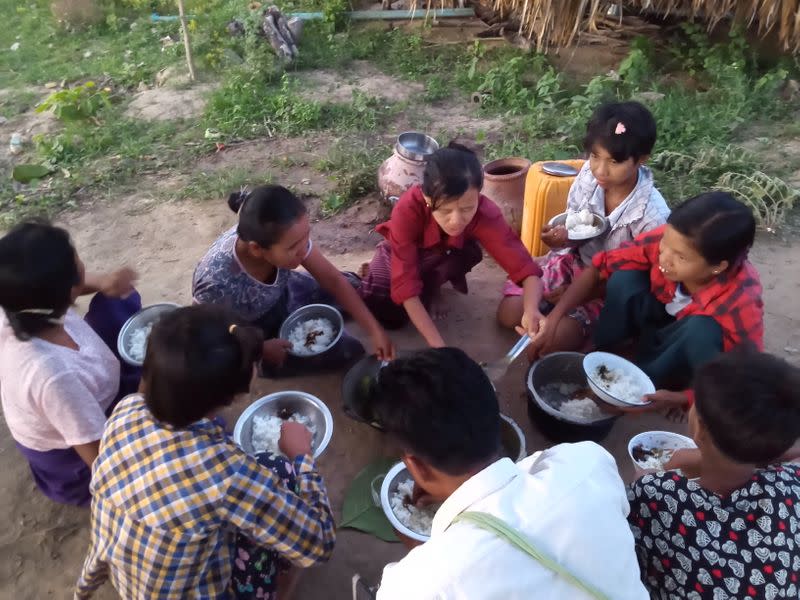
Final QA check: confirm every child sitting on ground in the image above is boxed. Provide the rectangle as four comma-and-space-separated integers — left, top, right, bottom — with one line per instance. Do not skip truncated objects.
193, 184, 394, 376
370, 347, 647, 599
75, 305, 336, 599
531, 191, 763, 406
0, 222, 140, 507
360, 143, 544, 348
628, 350, 800, 599
498, 101, 670, 354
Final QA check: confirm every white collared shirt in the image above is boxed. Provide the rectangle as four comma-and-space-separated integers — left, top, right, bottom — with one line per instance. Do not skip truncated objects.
377, 442, 648, 600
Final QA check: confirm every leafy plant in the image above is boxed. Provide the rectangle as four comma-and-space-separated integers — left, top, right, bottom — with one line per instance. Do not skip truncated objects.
12, 164, 53, 184
36, 82, 110, 121
716, 172, 799, 232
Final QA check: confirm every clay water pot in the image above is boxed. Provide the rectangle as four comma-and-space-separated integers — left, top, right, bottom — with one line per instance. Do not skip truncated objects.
378, 132, 439, 204
482, 157, 532, 233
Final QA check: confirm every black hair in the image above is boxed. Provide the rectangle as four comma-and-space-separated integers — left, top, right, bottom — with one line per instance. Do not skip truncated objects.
668, 191, 756, 267
693, 349, 800, 464
227, 184, 307, 248
0, 221, 80, 341
143, 305, 263, 428
582, 101, 657, 162
422, 142, 484, 209
369, 347, 500, 475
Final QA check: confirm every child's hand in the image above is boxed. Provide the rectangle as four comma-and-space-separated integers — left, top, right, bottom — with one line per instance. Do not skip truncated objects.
99, 268, 138, 298
526, 315, 558, 360
263, 339, 292, 367
278, 421, 313, 458
541, 225, 568, 249
664, 448, 701, 478
370, 327, 395, 361
517, 309, 544, 339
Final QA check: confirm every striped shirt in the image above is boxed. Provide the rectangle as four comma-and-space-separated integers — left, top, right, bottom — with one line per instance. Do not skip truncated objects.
74, 394, 335, 599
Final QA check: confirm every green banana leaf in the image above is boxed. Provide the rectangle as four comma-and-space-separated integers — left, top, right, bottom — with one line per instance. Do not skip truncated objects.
12, 164, 52, 184
340, 457, 399, 543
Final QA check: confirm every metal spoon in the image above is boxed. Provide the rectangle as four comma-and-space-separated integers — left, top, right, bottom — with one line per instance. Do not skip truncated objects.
483, 334, 532, 382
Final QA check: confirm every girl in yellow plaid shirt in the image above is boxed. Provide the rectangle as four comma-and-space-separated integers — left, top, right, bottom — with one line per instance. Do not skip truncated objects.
75, 305, 336, 599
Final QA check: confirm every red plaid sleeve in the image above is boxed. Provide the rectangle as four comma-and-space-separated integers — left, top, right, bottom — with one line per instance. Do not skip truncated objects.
472, 197, 542, 285
592, 225, 665, 279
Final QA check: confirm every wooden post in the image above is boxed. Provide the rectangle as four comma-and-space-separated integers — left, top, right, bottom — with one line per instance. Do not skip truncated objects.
176, 0, 196, 81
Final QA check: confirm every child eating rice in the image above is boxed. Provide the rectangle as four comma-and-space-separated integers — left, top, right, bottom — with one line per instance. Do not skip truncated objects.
75, 306, 336, 599
531, 191, 763, 405
193, 184, 394, 376
497, 101, 670, 355
369, 348, 646, 599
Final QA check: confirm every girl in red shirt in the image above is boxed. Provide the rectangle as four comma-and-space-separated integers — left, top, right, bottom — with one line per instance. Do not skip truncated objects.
532, 191, 763, 396
360, 144, 543, 348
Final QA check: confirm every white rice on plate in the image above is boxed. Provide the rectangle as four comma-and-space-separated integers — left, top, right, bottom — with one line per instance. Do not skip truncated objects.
251, 413, 317, 455
565, 208, 601, 237
390, 478, 440, 536
127, 323, 153, 362
288, 318, 336, 355
632, 445, 675, 470
594, 365, 642, 404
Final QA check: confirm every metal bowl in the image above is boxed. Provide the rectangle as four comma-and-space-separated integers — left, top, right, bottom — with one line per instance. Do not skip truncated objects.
499, 414, 526, 462
395, 132, 439, 162
548, 211, 610, 242
526, 352, 617, 443
278, 304, 344, 358
117, 303, 181, 367
233, 391, 333, 458
380, 461, 434, 542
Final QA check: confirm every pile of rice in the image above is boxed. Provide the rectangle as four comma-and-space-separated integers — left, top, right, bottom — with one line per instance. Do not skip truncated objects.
127, 323, 153, 362
288, 318, 336, 356
542, 383, 604, 422
565, 208, 601, 237
633, 445, 675, 470
390, 478, 440, 536
594, 365, 642, 403
560, 397, 603, 421
251, 412, 317, 455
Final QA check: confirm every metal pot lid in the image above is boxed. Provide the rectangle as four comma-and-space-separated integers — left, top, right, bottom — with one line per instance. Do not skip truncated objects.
395, 132, 439, 162
541, 162, 579, 177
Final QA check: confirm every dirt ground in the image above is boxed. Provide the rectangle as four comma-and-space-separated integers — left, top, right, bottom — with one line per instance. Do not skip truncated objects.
0, 189, 797, 599
1, 59, 799, 599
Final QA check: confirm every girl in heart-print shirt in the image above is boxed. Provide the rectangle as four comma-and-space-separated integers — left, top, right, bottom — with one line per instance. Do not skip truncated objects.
627, 350, 800, 599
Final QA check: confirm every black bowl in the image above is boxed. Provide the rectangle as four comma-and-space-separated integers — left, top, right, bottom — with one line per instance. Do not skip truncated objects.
526, 352, 617, 443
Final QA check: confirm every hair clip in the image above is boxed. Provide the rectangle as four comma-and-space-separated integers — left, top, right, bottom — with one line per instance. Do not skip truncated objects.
238, 185, 251, 203
229, 324, 238, 334
615, 122, 627, 135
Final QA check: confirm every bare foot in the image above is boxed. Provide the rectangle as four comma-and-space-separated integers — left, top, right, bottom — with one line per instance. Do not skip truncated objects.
358, 262, 369, 280
429, 290, 450, 321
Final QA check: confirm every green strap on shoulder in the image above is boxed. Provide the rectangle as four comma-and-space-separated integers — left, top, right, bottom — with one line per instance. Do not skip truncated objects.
452, 511, 611, 600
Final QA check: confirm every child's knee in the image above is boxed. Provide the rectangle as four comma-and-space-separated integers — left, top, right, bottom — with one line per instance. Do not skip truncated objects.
682, 316, 723, 360
606, 270, 651, 299
496, 297, 523, 329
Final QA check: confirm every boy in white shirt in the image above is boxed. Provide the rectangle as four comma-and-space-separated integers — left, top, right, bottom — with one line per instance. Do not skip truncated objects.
371, 348, 648, 600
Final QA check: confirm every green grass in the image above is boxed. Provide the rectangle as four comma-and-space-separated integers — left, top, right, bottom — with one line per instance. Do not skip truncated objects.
2, 0, 799, 224
178, 167, 274, 201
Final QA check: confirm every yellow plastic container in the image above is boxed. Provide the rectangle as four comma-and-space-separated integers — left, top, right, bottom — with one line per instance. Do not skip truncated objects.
520, 160, 585, 257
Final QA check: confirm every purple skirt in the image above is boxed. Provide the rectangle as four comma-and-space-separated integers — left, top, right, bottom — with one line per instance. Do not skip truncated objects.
15, 292, 142, 507
359, 240, 483, 329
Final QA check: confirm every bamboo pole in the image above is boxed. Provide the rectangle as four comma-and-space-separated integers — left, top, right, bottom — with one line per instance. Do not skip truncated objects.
176, 0, 196, 81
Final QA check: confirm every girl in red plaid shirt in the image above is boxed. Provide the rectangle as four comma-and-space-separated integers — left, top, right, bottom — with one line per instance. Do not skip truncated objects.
532, 191, 763, 409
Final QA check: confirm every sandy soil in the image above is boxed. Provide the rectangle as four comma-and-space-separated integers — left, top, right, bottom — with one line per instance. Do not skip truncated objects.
0, 190, 797, 599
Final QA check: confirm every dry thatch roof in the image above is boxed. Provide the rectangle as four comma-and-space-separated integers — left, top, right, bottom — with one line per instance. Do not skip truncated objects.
470, 0, 800, 52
